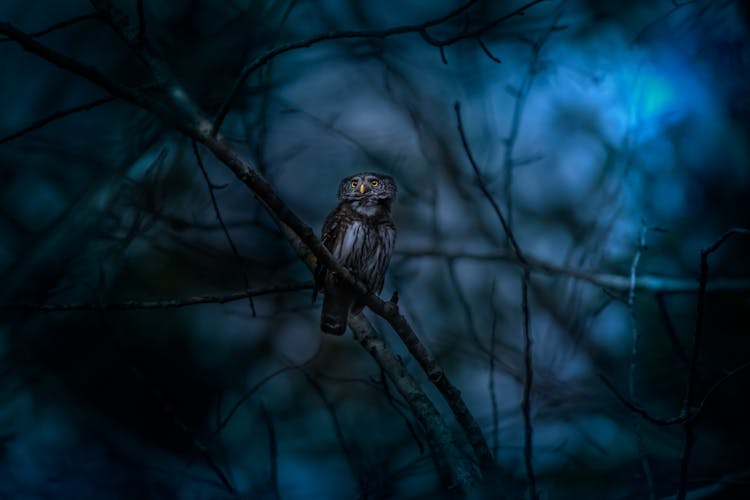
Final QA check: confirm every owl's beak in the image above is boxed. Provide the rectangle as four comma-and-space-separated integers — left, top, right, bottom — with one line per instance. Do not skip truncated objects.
359, 183, 365, 194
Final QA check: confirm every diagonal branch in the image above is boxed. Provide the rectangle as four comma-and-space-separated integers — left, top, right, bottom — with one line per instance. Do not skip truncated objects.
349, 314, 476, 489
1, 17, 493, 481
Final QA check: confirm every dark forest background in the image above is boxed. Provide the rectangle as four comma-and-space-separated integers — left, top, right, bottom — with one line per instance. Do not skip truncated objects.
1, 0, 750, 498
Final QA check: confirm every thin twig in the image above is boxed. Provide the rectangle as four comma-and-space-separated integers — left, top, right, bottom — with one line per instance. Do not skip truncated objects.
1, 283, 311, 312
193, 140, 256, 316
0, 12, 99, 43
0, 81, 157, 145
489, 279, 500, 459
129, 366, 237, 494
599, 374, 686, 426
601, 357, 750, 430
521, 270, 538, 500
627, 223, 655, 500
655, 293, 689, 365
260, 403, 281, 500
455, 99, 536, 498
477, 37, 501, 63
0, 22, 174, 120
447, 259, 485, 351
303, 371, 367, 498
0, 95, 114, 144
136, 0, 146, 43
454, 102, 526, 264
215, 366, 298, 435
677, 227, 750, 500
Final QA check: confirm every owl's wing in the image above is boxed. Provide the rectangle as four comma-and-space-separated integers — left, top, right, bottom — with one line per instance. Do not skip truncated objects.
312, 206, 342, 303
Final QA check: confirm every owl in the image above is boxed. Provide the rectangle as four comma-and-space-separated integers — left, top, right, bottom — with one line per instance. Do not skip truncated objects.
314, 172, 397, 335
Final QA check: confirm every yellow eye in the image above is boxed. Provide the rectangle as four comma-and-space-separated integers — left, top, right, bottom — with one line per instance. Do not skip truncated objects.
370, 180, 379, 187
351, 180, 358, 188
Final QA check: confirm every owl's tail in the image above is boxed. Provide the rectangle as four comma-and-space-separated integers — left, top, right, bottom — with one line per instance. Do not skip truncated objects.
320, 291, 350, 335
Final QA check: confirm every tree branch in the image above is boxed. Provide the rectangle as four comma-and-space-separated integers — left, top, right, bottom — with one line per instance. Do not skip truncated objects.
454, 102, 527, 265
1, 15, 493, 481
349, 314, 476, 490
0, 12, 99, 43
677, 227, 750, 500
0, 22, 174, 120
0, 283, 311, 312
520, 270, 538, 500
0, 95, 114, 144
627, 223, 656, 500
455, 100, 537, 498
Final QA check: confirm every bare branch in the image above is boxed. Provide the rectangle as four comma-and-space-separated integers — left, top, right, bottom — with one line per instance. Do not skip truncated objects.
193, 140, 256, 316
303, 371, 367, 496
521, 270, 538, 500
136, 0, 146, 43
489, 280, 500, 459
0, 22, 173, 119
0, 81, 157, 145
0, 12, 99, 43
215, 366, 298, 436
477, 37, 501, 63
0, 283, 311, 312
349, 314, 478, 489
455, 99, 536, 498
498, 9, 557, 227
677, 227, 750, 500
454, 101, 527, 264
1, 15, 492, 480
129, 366, 236, 494
0, 95, 114, 144
627, 223, 656, 500
601, 359, 750, 429
656, 293, 689, 365
260, 403, 281, 500
599, 374, 686, 426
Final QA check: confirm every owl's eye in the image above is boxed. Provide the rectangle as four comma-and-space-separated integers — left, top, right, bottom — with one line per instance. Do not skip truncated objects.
350, 180, 358, 188
370, 180, 379, 187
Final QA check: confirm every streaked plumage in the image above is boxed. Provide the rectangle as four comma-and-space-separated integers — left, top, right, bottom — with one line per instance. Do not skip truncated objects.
314, 172, 397, 335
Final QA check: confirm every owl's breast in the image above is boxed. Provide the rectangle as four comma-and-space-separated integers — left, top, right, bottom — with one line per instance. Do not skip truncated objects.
332, 218, 394, 291
336, 220, 364, 262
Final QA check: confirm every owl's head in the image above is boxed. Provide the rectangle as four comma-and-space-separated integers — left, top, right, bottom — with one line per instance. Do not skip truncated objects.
337, 172, 397, 205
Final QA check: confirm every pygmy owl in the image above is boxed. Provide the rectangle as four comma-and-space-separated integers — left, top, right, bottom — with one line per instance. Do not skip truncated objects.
314, 172, 397, 335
